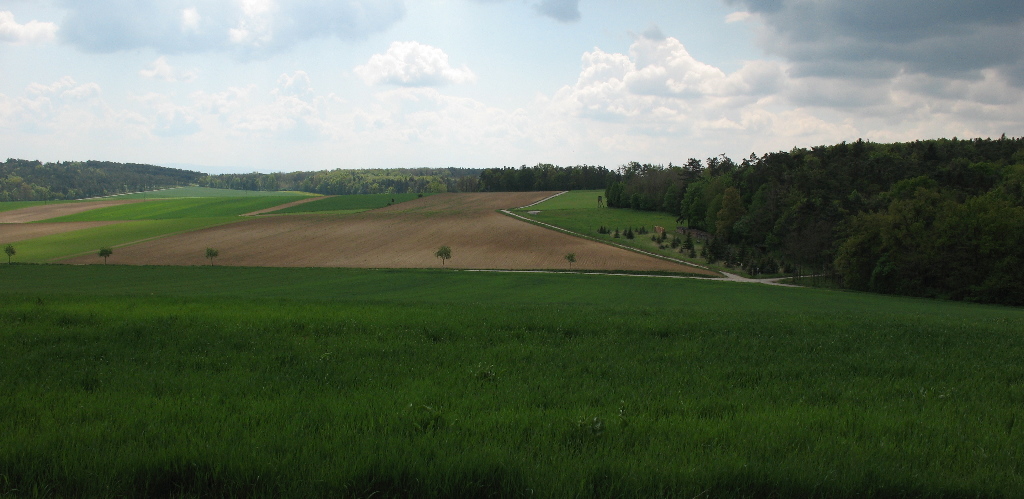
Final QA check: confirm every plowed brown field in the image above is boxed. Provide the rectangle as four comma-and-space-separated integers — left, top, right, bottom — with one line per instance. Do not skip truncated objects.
59, 192, 716, 275
0, 199, 140, 223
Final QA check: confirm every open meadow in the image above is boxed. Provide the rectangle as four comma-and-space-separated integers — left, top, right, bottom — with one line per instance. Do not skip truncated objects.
514, 190, 711, 266
1, 264, 1022, 497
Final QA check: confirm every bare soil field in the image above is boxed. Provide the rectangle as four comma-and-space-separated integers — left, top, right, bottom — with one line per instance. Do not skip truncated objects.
0, 221, 124, 243
61, 192, 716, 274
0, 200, 141, 223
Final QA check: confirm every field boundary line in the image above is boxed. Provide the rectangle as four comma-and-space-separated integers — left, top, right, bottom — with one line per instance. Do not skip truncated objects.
515, 191, 568, 209
499, 209, 719, 276
462, 269, 718, 280
241, 195, 330, 216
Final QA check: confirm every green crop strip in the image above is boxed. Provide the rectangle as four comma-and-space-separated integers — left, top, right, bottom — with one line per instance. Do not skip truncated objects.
9, 218, 238, 262
39, 196, 310, 222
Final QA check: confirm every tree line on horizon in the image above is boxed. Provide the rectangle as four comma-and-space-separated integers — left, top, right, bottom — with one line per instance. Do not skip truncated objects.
0, 159, 203, 201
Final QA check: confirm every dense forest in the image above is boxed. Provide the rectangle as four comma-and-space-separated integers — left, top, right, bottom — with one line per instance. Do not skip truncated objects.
478, 164, 614, 191
601, 137, 1024, 305
198, 167, 483, 195
0, 159, 203, 201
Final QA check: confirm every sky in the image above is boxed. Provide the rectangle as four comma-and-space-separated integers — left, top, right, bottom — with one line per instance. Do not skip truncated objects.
1, 0, 1022, 174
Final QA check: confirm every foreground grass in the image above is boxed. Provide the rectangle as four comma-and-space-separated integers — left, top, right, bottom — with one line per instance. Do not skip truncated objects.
10, 218, 237, 262
1, 265, 1022, 497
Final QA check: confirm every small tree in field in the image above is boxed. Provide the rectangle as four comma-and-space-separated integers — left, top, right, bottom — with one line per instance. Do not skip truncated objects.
205, 247, 219, 266
565, 252, 576, 269
98, 247, 113, 264
4, 244, 14, 264
434, 245, 451, 266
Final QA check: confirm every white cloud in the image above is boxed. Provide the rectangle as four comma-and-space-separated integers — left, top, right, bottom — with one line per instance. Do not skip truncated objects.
0, 77, 113, 137
228, 0, 274, 47
0, 11, 58, 44
136, 93, 202, 137
725, 11, 751, 23
181, 8, 201, 32
139, 57, 199, 82
554, 34, 783, 126
355, 41, 476, 87
275, 71, 313, 96
56, 0, 405, 57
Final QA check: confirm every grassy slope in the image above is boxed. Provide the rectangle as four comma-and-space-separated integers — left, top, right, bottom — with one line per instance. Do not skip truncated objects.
113, 186, 314, 199
11, 218, 237, 262
272, 193, 428, 214
8, 195, 308, 262
1, 265, 1022, 496
517, 190, 748, 275
41, 196, 310, 222
515, 191, 697, 263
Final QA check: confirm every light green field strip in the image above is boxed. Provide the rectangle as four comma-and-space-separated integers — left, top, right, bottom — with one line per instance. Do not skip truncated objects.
110, 186, 316, 199
12, 217, 238, 262
40, 196, 310, 222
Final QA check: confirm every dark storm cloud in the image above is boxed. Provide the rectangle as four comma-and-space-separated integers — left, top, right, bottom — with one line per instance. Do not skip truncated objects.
727, 0, 1024, 82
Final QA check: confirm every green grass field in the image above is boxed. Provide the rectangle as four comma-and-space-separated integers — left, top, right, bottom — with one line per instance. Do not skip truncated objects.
112, 186, 315, 199
271, 193, 428, 214
9, 218, 238, 262
517, 190, 757, 275
40, 196, 310, 222
520, 190, 606, 210
1, 264, 1022, 497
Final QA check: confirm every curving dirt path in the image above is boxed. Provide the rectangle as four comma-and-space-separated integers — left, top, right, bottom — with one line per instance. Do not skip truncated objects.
60, 192, 717, 274
241, 196, 329, 216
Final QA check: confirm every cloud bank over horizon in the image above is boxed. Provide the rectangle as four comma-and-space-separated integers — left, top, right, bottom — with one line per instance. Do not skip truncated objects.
1, 1, 1022, 172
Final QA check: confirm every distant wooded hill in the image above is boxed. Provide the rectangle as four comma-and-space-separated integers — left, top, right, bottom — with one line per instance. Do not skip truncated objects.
0, 159, 204, 201
598, 136, 1024, 305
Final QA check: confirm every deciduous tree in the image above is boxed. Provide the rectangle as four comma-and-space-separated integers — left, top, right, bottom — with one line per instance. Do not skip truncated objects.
434, 245, 451, 266
565, 252, 576, 269
205, 247, 219, 266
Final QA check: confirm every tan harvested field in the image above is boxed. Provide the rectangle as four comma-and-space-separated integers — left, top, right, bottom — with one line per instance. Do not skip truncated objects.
0, 221, 123, 243
60, 192, 717, 275
0, 199, 141, 223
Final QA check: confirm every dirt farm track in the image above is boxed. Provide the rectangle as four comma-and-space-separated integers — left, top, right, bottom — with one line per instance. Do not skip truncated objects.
59, 192, 715, 274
